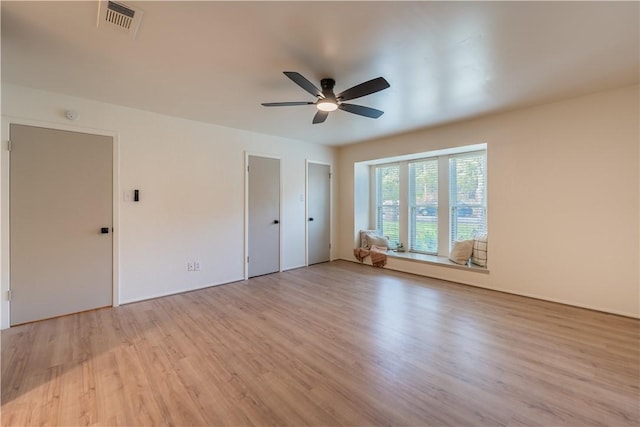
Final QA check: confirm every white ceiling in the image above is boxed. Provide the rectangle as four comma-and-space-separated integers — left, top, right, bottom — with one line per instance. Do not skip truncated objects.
2, 1, 638, 146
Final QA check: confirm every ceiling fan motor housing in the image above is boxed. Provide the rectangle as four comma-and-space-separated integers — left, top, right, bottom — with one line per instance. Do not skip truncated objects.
320, 78, 336, 99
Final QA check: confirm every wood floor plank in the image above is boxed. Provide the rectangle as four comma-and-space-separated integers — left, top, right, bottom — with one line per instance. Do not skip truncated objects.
2, 260, 638, 426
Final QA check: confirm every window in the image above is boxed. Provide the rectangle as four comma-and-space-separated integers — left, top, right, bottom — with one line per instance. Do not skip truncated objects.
374, 164, 400, 246
450, 152, 486, 244
409, 159, 438, 253
373, 147, 486, 257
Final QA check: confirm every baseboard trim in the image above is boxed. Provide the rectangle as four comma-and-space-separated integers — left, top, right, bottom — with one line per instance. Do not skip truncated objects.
338, 258, 639, 319
119, 277, 245, 306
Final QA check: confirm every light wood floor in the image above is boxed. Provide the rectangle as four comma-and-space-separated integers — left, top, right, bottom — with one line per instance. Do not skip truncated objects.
2, 261, 639, 426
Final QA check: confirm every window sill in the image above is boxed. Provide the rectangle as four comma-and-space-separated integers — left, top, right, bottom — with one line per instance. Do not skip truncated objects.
386, 251, 489, 274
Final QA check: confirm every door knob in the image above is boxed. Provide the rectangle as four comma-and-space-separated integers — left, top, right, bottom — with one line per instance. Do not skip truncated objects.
273, 220, 280, 224
101, 227, 110, 234
308, 218, 314, 221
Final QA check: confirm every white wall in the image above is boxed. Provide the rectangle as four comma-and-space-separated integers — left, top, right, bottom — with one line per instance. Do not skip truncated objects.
338, 85, 639, 318
0, 83, 337, 329
2, 84, 637, 326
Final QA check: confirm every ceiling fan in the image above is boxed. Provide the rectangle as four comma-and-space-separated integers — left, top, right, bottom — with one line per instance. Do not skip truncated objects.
262, 71, 390, 124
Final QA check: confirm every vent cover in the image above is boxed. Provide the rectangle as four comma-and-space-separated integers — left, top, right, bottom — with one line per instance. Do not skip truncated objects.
97, 1, 144, 39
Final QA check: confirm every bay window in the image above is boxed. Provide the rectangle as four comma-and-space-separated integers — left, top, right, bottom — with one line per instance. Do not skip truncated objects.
373, 147, 486, 257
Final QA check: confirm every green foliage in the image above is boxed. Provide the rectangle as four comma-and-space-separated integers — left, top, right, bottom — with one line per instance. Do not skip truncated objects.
382, 219, 438, 253
452, 155, 484, 202
378, 165, 399, 202
413, 221, 437, 253
381, 220, 399, 245
411, 160, 437, 204
455, 224, 480, 240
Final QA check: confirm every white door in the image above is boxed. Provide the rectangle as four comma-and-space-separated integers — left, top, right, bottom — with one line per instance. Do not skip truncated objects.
307, 162, 331, 265
10, 124, 113, 325
248, 155, 280, 277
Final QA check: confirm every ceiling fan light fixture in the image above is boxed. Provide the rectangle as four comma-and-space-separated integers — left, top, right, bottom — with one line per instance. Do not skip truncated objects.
262, 72, 389, 123
316, 99, 338, 112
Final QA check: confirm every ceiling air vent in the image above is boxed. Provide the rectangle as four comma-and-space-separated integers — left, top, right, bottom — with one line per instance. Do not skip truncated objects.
97, 1, 144, 39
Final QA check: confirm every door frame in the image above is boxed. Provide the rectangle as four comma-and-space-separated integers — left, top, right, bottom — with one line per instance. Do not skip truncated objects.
244, 152, 282, 279
1, 117, 120, 329
305, 159, 332, 266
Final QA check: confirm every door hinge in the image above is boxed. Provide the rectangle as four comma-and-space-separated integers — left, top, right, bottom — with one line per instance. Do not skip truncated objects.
7, 290, 11, 301
7, 140, 12, 152
329, 243, 332, 249
247, 256, 249, 263
328, 172, 332, 179
247, 165, 250, 173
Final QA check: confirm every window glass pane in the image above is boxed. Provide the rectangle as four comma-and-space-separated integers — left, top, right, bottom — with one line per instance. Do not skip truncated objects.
409, 160, 438, 253
375, 165, 400, 245
450, 152, 486, 244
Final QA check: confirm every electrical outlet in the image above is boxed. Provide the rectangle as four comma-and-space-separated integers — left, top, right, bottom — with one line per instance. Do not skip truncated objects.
187, 262, 194, 271
194, 261, 201, 271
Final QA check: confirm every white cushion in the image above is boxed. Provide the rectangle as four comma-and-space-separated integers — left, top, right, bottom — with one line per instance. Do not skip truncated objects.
367, 234, 389, 248
359, 230, 378, 249
359, 230, 389, 249
471, 234, 488, 267
449, 240, 474, 265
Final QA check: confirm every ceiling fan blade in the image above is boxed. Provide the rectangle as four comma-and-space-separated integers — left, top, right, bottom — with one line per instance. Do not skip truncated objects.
262, 102, 315, 107
284, 71, 323, 98
336, 77, 390, 101
339, 103, 384, 118
312, 110, 329, 124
